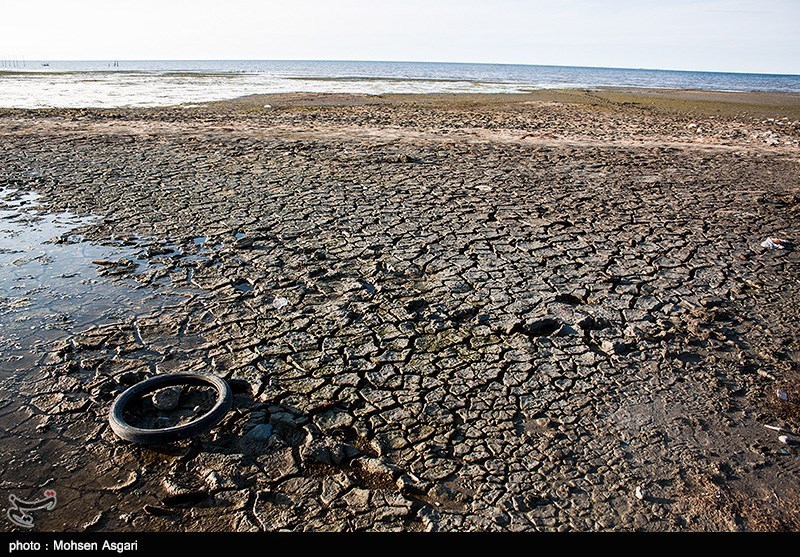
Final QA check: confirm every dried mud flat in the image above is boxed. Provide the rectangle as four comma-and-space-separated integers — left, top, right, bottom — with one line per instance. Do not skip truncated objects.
1, 90, 800, 532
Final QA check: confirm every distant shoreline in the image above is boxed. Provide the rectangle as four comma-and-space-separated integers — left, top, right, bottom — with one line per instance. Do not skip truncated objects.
1, 60, 798, 109
3, 88, 798, 121
2, 59, 799, 77
216, 88, 800, 121
218, 87, 800, 106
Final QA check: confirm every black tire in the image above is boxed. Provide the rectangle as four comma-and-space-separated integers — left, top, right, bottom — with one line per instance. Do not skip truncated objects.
109, 373, 232, 444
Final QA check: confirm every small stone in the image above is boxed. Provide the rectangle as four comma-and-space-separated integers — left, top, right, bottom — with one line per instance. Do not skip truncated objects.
533, 417, 554, 429
600, 339, 631, 355
243, 424, 273, 442
269, 412, 298, 426
234, 236, 256, 248
152, 386, 182, 411
358, 456, 398, 478
227, 379, 251, 394
395, 475, 412, 491
272, 297, 289, 310
239, 424, 276, 454
301, 437, 355, 466
417, 505, 441, 532
777, 389, 789, 401
778, 435, 791, 444
758, 369, 777, 380
635, 486, 645, 500
525, 318, 561, 337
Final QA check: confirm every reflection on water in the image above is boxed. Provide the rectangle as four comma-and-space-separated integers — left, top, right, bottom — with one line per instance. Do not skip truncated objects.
0, 188, 178, 370
0, 188, 221, 529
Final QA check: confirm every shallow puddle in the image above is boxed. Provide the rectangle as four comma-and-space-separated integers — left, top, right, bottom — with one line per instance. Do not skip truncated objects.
0, 188, 194, 372
0, 188, 220, 529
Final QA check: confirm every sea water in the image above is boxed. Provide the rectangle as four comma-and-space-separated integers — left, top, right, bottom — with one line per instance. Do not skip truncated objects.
0, 59, 798, 109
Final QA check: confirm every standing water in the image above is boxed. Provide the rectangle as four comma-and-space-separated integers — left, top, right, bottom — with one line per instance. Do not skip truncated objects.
0, 60, 798, 108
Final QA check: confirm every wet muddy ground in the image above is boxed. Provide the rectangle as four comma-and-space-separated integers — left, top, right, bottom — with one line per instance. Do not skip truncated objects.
1, 91, 799, 531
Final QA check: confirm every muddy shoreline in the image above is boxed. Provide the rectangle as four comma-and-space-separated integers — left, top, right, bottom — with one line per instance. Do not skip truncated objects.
1, 90, 799, 531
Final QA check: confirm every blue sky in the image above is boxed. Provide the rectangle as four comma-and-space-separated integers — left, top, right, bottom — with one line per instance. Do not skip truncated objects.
0, 0, 797, 74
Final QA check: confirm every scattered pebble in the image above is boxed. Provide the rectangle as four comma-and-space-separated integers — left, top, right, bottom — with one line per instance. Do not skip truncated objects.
272, 297, 289, 309
777, 389, 788, 401
758, 369, 777, 380
635, 486, 645, 500
779, 435, 791, 445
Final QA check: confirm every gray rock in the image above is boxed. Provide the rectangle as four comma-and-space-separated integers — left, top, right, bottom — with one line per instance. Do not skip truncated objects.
239, 424, 276, 454
600, 339, 632, 355
269, 412, 299, 426
152, 386, 182, 411
243, 424, 273, 442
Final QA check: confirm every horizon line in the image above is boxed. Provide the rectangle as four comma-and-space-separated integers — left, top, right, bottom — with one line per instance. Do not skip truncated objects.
7, 58, 800, 78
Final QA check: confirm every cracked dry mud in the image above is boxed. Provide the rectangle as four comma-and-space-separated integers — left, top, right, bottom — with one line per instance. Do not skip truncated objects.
1, 90, 800, 532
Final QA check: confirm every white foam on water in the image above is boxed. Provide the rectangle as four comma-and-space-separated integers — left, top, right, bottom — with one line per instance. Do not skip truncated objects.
0, 71, 534, 109
1, 60, 798, 108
